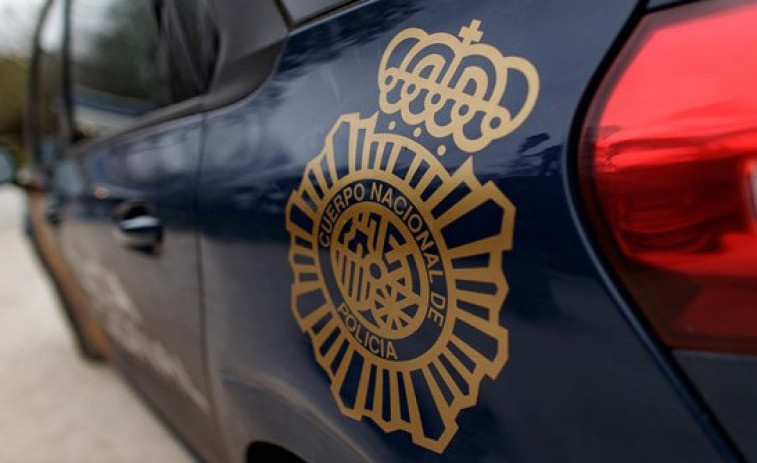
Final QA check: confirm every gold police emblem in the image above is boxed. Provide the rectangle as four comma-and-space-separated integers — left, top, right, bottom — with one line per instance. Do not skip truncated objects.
286, 20, 538, 453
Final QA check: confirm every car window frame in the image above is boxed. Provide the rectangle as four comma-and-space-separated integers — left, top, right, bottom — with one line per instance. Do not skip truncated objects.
279, 0, 358, 25
60, 0, 288, 160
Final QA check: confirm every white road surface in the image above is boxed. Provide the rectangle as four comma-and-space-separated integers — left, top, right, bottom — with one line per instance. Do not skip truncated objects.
0, 185, 195, 463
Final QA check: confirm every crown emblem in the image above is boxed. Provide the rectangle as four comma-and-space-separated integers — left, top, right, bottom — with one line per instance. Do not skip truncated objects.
378, 20, 540, 153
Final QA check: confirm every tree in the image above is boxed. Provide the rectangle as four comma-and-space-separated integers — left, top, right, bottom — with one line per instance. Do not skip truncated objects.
0, 56, 28, 164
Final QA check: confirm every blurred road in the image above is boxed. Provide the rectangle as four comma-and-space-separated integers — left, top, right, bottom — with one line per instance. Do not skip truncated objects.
0, 185, 194, 463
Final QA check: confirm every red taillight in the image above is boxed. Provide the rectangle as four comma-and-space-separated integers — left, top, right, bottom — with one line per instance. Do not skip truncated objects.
579, 0, 757, 354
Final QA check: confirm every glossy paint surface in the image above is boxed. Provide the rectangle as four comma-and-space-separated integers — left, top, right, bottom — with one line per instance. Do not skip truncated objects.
678, 351, 757, 462
195, 0, 729, 461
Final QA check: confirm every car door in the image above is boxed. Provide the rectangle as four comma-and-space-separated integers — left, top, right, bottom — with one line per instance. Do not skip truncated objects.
41, 1, 225, 461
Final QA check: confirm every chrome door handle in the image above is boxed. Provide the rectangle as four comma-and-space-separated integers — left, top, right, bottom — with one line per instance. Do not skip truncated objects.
116, 215, 163, 251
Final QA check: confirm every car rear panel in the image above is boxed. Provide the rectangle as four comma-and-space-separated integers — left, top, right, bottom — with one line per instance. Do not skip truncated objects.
196, 0, 736, 461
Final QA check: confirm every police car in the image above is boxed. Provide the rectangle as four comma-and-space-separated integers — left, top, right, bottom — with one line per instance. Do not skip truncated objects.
1, 0, 754, 461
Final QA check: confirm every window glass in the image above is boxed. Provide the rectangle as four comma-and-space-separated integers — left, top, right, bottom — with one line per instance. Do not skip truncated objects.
160, 0, 219, 101
35, 0, 66, 165
70, 0, 173, 139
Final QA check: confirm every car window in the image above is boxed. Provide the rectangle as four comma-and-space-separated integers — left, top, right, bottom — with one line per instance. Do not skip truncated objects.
69, 0, 173, 139
35, 0, 67, 165
68, 0, 218, 141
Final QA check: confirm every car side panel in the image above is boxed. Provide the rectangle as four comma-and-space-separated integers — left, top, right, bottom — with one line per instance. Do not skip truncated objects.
677, 351, 757, 462
198, 0, 726, 461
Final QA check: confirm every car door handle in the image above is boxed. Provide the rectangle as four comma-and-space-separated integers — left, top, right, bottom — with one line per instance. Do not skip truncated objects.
116, 215, 163, 251
45, 195, 64, 226
45, 202, 61, 226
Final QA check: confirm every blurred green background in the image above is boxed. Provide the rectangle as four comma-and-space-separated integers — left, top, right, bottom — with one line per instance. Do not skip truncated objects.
0, 57, 27, 163
0, 0, 44, 166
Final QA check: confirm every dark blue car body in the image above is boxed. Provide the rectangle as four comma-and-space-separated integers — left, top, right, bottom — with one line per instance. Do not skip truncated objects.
24, 0, 757, 462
